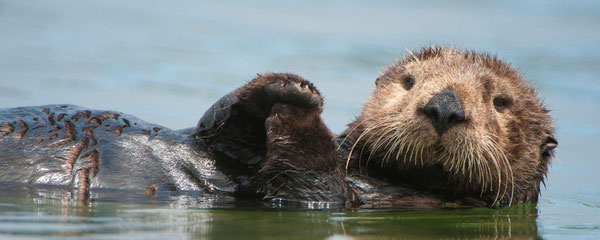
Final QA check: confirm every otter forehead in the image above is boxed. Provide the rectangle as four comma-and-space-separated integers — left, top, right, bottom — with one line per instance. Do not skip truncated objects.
375, 47, 541, 117
384, 48, 525, 90
392, 47, 521, 79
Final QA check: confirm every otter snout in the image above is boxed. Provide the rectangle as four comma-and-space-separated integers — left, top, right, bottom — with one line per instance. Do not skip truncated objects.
423, 89, 466, 135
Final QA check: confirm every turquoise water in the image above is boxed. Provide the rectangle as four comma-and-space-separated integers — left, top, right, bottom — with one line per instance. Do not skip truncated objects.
1, 0, 599, 239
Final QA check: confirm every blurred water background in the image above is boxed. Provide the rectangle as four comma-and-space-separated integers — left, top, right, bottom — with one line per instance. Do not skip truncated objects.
0, 0, 599, 239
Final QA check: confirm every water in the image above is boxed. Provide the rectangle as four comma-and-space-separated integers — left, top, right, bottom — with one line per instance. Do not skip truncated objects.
0, 185, 542, 239
0, 0, 599, 239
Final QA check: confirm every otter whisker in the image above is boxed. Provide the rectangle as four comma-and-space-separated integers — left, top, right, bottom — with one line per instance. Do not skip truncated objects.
391, 129, 408, 164
472, 140, 486, 187
346, 115, 397, 172
462, 139, 471, 183
369, 125, 399, 168
480, 143, 493, 195
483, 139, 503, 206
337, 116, 374, 151
338, 112, 392, 152
479, 140, 495, 200
416, 137, 426, 166
486, 135, 514, 206
403, 136, 414, 164
357, 122, 389, 173
410, 133, 423, 164
486, 142, 506, 203
345, 126, 371, 171
411, 134, 423, 164
364, 119, 398, 159
385, 131, 405, 166
368, 122, 398, 162
398, 131, 414, 164
380, 129, 401, 165
479, 144, 492, 195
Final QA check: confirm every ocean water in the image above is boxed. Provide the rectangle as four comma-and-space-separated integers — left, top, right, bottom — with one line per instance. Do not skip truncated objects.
0, 0, 599, 239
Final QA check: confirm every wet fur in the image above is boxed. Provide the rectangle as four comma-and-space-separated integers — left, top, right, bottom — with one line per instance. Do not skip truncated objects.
257, 103, 348, 203
340, 47, 557, 207
0, 73, 334, 203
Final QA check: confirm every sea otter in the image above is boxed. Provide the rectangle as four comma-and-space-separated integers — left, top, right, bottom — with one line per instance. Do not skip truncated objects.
0, 47, 557, 209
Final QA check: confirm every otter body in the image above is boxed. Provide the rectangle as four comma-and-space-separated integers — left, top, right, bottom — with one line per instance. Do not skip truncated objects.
0, 47, 557, 209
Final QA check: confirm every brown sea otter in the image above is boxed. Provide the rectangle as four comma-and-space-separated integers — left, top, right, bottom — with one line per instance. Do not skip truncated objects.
0, 47, 557, 209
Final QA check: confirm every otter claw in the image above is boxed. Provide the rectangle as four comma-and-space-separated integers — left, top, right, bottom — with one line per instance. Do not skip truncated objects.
264, 77, 322, 110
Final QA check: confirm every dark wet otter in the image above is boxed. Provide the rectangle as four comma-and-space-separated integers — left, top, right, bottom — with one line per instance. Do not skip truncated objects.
0, 73, 341, 204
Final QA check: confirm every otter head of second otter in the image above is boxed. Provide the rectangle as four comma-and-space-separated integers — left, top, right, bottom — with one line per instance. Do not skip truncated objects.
348, 47, 557, 207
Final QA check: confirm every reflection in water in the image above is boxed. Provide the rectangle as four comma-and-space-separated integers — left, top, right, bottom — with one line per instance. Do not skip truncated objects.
0, 185, 539, 239
329, 206, 539, 239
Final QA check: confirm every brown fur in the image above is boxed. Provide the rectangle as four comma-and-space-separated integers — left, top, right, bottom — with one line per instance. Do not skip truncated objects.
258, 103, 348, 203
229, 74, 351, 203
342, 46, 556, 207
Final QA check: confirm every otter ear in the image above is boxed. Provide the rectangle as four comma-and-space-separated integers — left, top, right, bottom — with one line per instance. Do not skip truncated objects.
541, 136, 558, 156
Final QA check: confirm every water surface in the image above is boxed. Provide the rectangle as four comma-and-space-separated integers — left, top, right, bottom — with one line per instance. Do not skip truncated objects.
0, 0, 599, 239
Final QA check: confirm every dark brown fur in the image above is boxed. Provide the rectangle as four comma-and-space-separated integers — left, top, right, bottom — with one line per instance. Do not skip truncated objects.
257, 103, 348, 203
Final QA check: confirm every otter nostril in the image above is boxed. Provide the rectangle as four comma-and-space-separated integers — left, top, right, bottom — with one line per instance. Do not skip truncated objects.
423, 104, 439, 121
423, 89, 465, 135
448, 107, 466, 122
447, 111, 466, 126
448, 114, 457, 125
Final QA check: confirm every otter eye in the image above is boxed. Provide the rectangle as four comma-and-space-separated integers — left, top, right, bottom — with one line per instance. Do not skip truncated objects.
493, 95, 512, 111
402, 75, 415, 90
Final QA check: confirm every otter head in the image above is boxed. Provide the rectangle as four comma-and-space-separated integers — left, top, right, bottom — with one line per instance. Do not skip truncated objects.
352, 47, 557, 206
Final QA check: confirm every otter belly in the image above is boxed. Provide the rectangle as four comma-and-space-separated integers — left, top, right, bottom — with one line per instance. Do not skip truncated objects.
0, 105, 237, 195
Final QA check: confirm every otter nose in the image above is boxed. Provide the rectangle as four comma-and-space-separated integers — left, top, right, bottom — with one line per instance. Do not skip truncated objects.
423, 89, 466, 135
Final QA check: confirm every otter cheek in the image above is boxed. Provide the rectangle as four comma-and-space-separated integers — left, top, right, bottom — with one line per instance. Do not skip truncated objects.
382, 90, 409, 113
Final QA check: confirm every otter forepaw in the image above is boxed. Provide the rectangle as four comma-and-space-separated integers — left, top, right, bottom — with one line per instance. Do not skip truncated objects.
264, 76, 323, 110
239, 73, 323, 118
267, 103, 310, 124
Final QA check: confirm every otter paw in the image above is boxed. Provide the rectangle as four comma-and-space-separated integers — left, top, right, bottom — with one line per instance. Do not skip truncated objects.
264, 76, 323, 110
239, 73, 323, 118
265, 103, 318, 137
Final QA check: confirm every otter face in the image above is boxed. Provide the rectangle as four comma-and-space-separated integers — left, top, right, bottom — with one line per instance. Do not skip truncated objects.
355, 47, 557, 206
